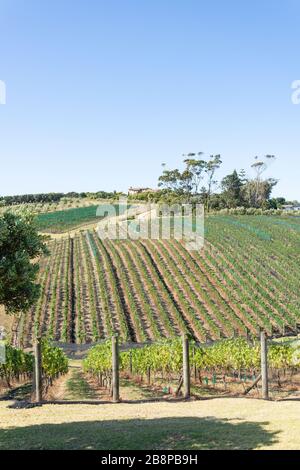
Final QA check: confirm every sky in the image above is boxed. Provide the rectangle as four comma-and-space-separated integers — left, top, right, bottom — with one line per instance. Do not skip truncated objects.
0, 0, 300, 199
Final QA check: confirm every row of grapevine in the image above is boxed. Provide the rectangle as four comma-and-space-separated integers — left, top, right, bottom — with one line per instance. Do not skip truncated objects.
0, 341, 68, 388
19, 238, 71, 346
41, 340, 69, 387
101, 238, 148, 342
83, 338, 299, 382
204, 216, 300, 333
80, 233, 102, 341
73, 234, 86, 342
91, 233, 131, 340
0, 345, 33, 387
140, 239, 208, 340
18, 215, 300, 345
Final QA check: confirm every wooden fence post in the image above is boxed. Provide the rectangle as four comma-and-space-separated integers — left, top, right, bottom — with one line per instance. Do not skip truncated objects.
34, 337, 42, 403
112, 335, 120, 403
147, 367, 151, 385
129, 350, 133, 375
193, 347, 197, 382
260, 330, 269, 400
182, 334, 190, 399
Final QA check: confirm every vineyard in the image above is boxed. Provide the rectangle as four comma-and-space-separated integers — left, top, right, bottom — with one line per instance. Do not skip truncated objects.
0, 201, 126, 233
0, 341, 68, 389
0, 198, 114, 217
83, 337, 300, 390
15, 215, 300, 347
36, 205, 102, 232
35, 203, 131, 233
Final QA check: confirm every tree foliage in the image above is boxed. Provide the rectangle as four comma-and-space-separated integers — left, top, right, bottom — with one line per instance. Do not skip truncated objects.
158, 153, 222, 207
0, 190, 120, 207
83, 338, 300, 379
157, 154, 279, 210
0, 212, 48, 314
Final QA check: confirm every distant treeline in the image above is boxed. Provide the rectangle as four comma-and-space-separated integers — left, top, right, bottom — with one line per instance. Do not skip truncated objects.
0, 191, 122, 206
152, 153, 299, 211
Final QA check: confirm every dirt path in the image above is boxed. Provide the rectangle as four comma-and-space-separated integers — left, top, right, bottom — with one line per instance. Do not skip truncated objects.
46, 361, 110, 402
46, 361, 162, 403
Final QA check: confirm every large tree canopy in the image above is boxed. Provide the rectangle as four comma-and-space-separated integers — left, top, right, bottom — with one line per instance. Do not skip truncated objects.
158, 153, 222, 208
0, 212, 48, 315
221, 170, 245, 208
157, 154, 279, 210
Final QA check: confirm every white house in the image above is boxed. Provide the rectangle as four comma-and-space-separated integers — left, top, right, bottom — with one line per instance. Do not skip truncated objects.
282, 204, 300, 212
128, 187, 154, 195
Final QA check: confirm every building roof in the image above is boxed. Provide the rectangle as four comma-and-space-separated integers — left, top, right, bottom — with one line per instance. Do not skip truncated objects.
128, 187, 153, 192
282, 204, 300, 209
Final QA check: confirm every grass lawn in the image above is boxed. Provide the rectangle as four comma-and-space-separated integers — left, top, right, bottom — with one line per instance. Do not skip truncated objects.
0, 398, 299, 450
65, 369, 97, 400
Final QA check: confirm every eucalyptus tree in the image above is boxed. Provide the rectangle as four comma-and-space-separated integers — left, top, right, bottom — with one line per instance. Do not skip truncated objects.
250, 155, 276, 207
205, 155, 222, 211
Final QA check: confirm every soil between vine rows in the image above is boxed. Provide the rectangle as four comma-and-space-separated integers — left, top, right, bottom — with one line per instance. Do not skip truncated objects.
17, 216, 300, 347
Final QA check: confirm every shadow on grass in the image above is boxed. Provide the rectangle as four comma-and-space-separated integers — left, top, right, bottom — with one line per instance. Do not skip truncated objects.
0, 383, 32, 401
0, 416, 278, 450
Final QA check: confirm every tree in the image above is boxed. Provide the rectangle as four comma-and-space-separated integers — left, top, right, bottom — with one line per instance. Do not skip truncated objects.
242, 178, 278, 208
158, 153, 222, 206
182, 153, 206, 194
205, 155, 222, 210
0, 212, 48, 315
238, 169, 248, 184
158, 169, 183, 193
250, 155, 276, 207
221, 170, 245, 208
268, 197, 286, 209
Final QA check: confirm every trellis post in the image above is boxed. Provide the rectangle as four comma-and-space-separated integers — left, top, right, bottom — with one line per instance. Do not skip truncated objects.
34, 337, 42, 403
112, 335, 120, 403
182, 334, 190, 399
147, 366, 151, 385
129, 350, 133, 375
260, 330, 269, 400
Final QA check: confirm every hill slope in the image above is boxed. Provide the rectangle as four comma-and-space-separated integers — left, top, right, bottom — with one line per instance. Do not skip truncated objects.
16, 216, 300, 346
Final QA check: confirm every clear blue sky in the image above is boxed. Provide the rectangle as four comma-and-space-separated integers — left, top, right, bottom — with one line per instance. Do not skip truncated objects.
0, 0, 300, 199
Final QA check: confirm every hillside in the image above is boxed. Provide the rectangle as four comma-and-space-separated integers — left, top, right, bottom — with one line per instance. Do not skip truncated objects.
15, 215, 300, 347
